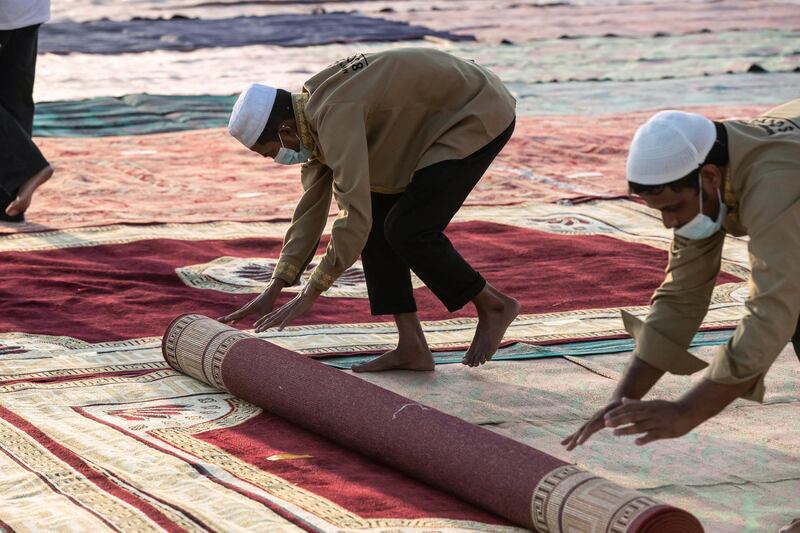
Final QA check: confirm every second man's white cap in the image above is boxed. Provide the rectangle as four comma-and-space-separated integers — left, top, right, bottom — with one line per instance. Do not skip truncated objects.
626, 110, 716, 185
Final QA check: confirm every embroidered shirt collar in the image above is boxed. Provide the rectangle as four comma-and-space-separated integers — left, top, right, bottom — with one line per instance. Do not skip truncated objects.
291, 92, 316, 155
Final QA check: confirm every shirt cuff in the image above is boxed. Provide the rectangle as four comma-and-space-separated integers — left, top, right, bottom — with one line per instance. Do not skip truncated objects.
621, 310, 709, 375
705, 343, 766, 402
272, 259, 302, 286
308, 266, 338, 292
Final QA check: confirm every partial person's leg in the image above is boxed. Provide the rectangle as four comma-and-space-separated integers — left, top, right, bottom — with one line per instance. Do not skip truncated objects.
0, 105, 51, 221
353, 192, 434, 372
792, 314, 800, 362
0, 25, 51, 221
385, 119, 518, 367
0, 25, 39, 133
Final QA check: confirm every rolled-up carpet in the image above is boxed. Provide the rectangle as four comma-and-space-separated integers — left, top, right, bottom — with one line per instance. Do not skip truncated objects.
162, 314, 703, 533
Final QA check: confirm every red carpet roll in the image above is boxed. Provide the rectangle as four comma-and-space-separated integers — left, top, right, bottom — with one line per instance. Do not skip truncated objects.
162, 314, 703, 533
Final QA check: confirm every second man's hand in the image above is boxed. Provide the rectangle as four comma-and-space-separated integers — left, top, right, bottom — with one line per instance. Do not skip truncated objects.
254, 283, 322, 332
603, 397, 696, 446
603, 377, 757, 445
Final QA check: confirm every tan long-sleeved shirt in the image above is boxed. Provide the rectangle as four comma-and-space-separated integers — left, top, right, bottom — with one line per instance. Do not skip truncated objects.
626, 99, 800, 401
271, 48, 516, 291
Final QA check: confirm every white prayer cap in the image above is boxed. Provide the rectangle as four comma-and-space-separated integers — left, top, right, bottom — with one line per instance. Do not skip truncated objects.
626, 110, 716, 185
228, 83, 277, 148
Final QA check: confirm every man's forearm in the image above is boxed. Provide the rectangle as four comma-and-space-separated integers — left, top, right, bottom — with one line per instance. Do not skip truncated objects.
612, 356, 666, 401
677, 377, 758, 427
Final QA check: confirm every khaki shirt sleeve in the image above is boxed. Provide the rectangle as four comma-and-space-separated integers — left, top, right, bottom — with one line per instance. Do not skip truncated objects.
629, 231, 726, 374
307, 103, 372, 291
706, 190, 800, 402
273, 160, 333, 285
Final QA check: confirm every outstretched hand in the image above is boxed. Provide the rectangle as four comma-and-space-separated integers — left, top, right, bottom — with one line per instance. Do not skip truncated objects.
561, 399, 622, 450
603, 397, 696, 446
218, 279, 286, 325
254, 284, 322, 332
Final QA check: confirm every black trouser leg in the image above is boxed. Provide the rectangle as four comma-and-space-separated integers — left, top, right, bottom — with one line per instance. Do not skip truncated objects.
360, 191, 418, 315
792, 314, 800, 361
383, 119, 516, 312
0, 25, 48, 220
0, 25, 39, 134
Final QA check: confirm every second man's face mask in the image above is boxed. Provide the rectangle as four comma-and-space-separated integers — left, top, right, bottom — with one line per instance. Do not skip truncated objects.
673, 175, 728, 240
274, 129, 311, 165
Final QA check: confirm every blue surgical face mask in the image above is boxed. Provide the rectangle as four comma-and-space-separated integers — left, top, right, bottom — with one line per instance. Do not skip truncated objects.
274, 130, 311, 165
674, 175, 727, 240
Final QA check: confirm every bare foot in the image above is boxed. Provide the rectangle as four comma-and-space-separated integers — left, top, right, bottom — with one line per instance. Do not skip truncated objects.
5, 165, 53, 217
463, 285, 519, 367
352, 345, 435, 373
